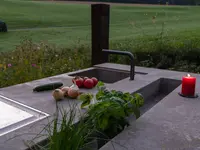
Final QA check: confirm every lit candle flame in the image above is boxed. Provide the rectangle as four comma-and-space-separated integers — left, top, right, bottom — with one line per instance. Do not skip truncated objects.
187, 74, 190, 77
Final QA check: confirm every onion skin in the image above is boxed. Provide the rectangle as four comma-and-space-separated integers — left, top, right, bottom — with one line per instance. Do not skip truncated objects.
52, 89, 64, 101
67, 87, 79, 99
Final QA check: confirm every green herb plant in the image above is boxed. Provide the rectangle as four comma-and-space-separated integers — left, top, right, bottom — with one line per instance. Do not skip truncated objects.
27, 103, 96, 150
78, 81, 144, 138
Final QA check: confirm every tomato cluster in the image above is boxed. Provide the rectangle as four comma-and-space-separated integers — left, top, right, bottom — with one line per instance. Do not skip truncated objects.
72, 76, 98, 89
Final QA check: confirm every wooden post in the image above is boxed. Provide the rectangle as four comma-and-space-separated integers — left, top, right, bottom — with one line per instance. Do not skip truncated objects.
91, 4, 110, 66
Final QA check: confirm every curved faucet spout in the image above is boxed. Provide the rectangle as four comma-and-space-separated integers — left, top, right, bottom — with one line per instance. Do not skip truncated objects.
102, 49, 135, 80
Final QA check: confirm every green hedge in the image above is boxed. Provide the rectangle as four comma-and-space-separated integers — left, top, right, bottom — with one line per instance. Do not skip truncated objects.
1, 34, 200, 88
0, 39, 91, 88
110, 35, 200, 73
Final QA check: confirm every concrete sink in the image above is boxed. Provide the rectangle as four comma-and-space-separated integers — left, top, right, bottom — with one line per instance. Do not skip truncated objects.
98, 78, 182, 148
0, 95, 49, 137
135, 78, 181, 116
68, 67, 147, 83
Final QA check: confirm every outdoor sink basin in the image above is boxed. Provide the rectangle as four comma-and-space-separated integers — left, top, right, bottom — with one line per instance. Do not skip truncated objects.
134, 78, 182, 116
68, 68, 147, 83
0, 95, 49, 137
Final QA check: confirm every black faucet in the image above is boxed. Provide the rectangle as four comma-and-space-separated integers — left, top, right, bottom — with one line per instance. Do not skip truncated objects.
102, 49, 135, 80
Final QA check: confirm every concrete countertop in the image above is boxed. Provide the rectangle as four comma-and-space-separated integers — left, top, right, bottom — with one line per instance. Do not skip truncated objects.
0, 71, 97, 150
0, 63, 200, 150
98, 63, 200, 150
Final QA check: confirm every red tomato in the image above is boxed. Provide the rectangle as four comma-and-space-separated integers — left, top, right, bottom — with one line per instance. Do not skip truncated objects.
84, 78, 94, 89
74, 78, 84, 88
83, 77, 89, 81
91, 77, 98, 86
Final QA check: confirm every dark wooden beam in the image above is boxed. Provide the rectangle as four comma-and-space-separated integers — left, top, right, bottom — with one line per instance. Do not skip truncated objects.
91, 4, 110, 66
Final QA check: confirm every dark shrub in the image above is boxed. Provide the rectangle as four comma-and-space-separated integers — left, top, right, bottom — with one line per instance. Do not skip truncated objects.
0, 20, 8, 32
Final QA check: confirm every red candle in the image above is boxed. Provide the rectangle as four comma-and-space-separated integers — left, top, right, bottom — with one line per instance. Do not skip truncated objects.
181, 74, 196, 96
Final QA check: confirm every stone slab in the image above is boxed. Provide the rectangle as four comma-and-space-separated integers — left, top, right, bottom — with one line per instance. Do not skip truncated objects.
0, 63, 199, 150
99, 64, 200, 150
0, 100, 32, 130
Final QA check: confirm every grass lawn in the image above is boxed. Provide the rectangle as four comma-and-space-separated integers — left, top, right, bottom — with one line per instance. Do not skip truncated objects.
0, 0, 200, 51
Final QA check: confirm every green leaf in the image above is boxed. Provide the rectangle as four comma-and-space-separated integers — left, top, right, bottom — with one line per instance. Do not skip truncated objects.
86, 87, 143, 136
96, 90, 105, 101
78, 93, 93, 108
78, 93, 93, 101
111, 90, 117, 93
106, 100, 126, 118
124, 102, 141, 119
98, 85, 107, 91
81, 99, 91, 108
115, 91, 124, 97
122, 92, 132, 102
96, 81, 105, 88
133, 93, 144, 107
109, 96, 125, 105
98, 115, 109, 130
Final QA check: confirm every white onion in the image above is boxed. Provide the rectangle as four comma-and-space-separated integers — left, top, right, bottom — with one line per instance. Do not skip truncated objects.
61, 86, 70, 96
52, 89, 64, 101
67, 84, 79, 99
